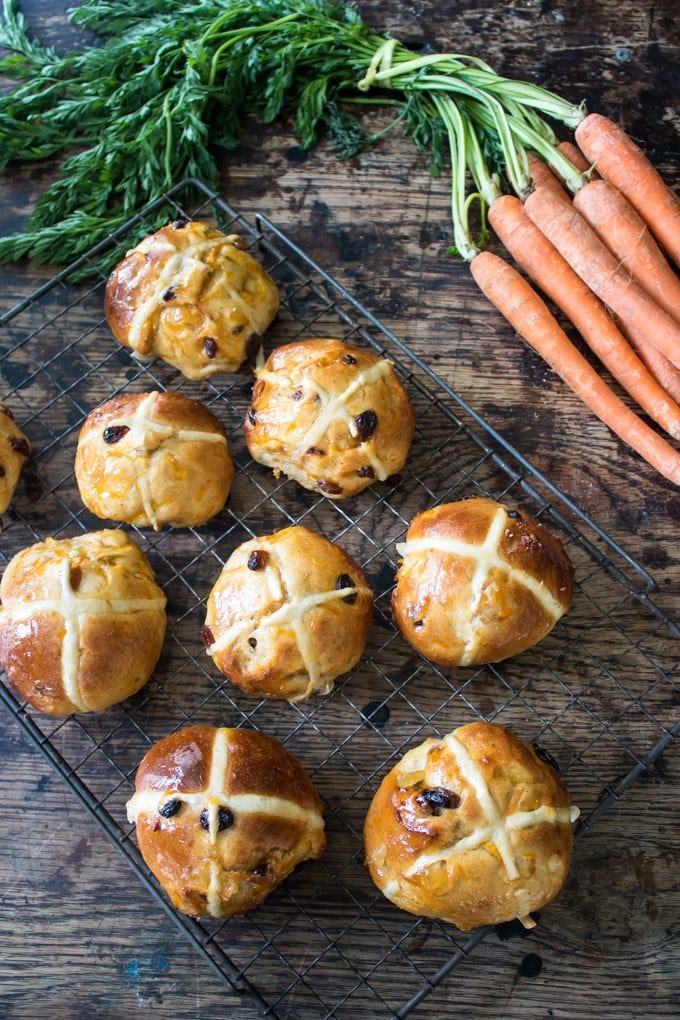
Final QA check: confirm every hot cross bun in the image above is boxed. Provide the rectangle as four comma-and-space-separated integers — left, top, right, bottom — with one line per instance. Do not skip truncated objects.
392, 498, 574, 667
202, 525, 372, 701
244, 338, 415, 498
0, 530, 166, 715
0, 401, 31, 513
126, 725, 326, 917
364, 721, 579, 930
105, 220, 279, 379
75, 391, 234, 530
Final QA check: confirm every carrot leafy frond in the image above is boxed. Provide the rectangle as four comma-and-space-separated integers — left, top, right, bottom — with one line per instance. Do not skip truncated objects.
0, 0, 589, 272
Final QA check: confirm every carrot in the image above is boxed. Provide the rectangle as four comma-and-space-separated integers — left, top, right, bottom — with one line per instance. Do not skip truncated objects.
575, 113, 680, 269
616, 320, 680, 405
523, 185, 680, 369
488, 194, 680, 439
573, 178, 680, 324
556, 140, 598, 178
468, 250, 680, 485
527, 152, 565, 195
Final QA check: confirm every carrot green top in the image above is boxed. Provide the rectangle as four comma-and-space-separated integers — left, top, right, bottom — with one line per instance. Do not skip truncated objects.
0, 0, 587, 274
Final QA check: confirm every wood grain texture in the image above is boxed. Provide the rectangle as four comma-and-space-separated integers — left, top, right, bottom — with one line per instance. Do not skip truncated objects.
0, 2, 679, 1018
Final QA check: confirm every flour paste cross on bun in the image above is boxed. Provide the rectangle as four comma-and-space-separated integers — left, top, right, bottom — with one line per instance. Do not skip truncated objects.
392, 498, 574, 667
0, 530, 167, 715
127, 726, 326, 917
364, 722, 579, 931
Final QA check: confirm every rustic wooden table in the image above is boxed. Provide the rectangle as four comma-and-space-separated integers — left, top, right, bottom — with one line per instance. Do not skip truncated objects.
1, 2, 678, 1018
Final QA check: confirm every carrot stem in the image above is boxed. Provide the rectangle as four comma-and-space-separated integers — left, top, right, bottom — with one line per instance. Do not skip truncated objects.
467, 100, 585, 195
429, 93, 481, 260
556, 140, 598, 178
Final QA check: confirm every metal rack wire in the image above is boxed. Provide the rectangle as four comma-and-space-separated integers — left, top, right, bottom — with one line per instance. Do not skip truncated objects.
1, 179, 678, 1019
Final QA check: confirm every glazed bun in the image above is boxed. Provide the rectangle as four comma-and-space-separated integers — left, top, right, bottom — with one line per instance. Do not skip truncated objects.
105, 220, 279, 379
203, 525, 372, 701
0, 530, 166, 715
126, 725, 326, 917
244, 338, 415, 498
0, 401, 31, 513
392, 498, 574, 667
364, 722, 579, 930
75, 391, 234, 530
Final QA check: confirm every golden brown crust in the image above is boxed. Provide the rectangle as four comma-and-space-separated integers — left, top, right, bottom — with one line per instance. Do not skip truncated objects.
127, 725, 326, 917
364, 722, 578, 930
244, 338, 415, 498
0, 402, 31, 514
0, 530, 166, 715
203, 525, 372, 701
75, 391, 234, 530
392, 498, 574, 666
105, 221, 279, 379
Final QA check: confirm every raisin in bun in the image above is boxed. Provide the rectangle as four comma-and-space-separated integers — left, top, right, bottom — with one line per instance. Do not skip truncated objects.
244, 338, 414, 498
105, 220, 279, 380
0, 402, 31, 513
126, 725, 326, 917
364, 722, 579, 930
75, 391, 234, 530
392, 498, 574, 667
203, 525, 372, 701
0, 530, 166, 715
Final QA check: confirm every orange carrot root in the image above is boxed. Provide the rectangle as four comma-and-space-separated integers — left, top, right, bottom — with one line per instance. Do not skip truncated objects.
572, 178, 680, 325
469, 250, 680, 485
488, 194, 680, 439
575, 113, 680, 269
527, 152, 566, 196
617, 320, 680, 405
523, 185, 680, 370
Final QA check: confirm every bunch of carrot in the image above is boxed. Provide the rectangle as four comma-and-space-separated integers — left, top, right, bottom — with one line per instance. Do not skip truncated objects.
469, 114, 680, 486
355, 40, 680, 484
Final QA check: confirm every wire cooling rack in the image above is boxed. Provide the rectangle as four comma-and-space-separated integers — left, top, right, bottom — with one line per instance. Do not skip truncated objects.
1, 179, 679, 1019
